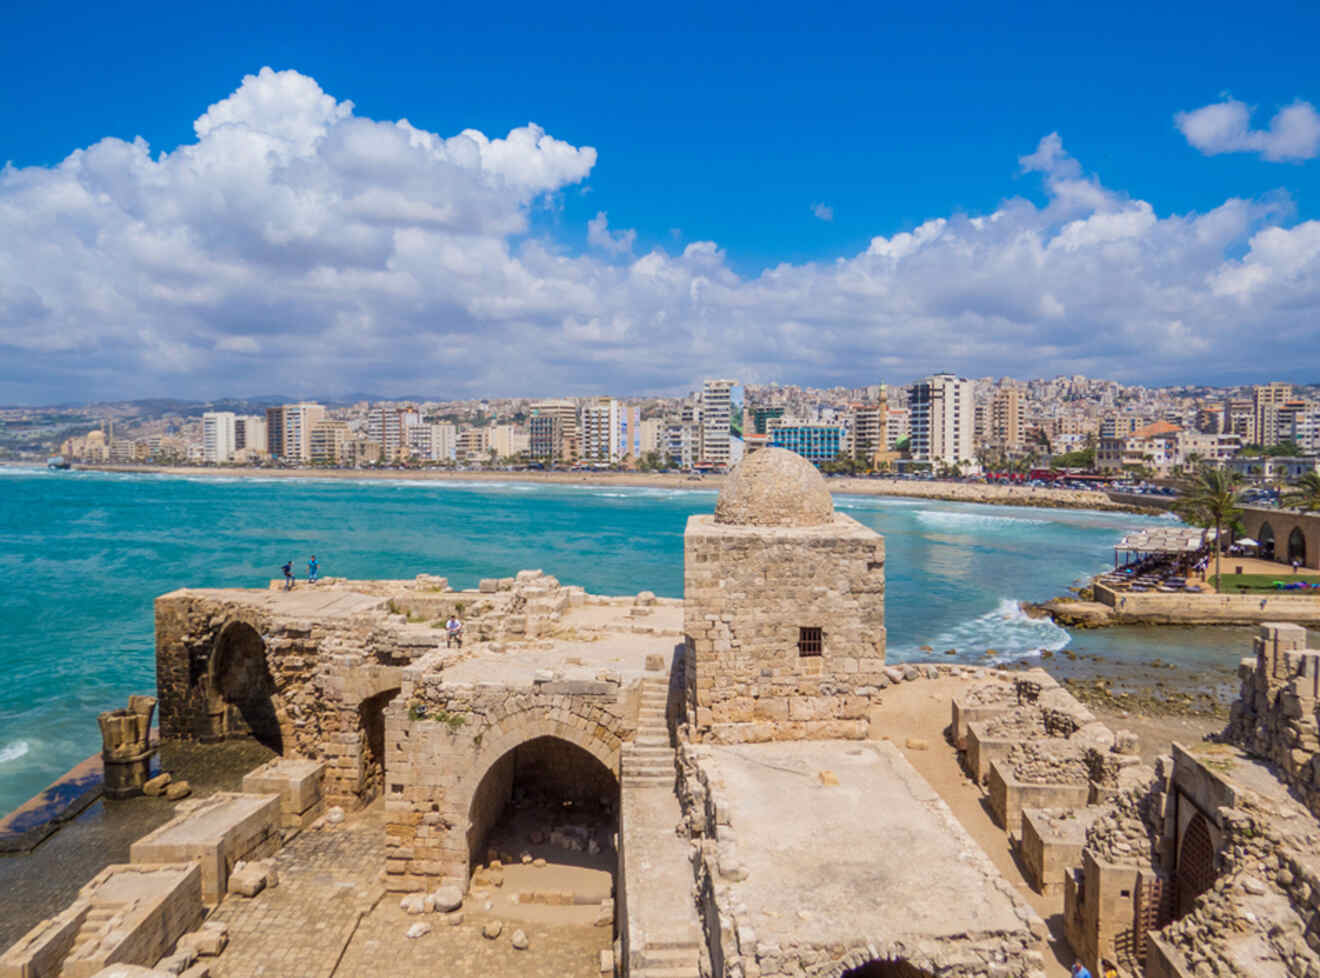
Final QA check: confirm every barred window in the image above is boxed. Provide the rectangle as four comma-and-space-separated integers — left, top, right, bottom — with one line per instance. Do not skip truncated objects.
798, 627, 823, 656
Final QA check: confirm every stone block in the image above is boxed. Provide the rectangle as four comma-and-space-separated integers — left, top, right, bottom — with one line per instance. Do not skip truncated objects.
225, 863, 267, 898
241, 759, 325, 825
130, 793, 281, 904
143, 773, 173, 797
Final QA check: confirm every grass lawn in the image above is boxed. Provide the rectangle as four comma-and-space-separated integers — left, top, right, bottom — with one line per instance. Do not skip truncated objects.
1210, 573, 1320, 594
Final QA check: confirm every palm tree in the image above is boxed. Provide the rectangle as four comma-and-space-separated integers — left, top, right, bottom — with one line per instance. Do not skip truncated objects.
1283, 472, 1320, 512
1175, 467, 1244, 589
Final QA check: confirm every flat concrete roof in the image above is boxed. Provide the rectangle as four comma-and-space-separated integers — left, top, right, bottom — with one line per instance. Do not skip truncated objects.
700, 739, 1029, 945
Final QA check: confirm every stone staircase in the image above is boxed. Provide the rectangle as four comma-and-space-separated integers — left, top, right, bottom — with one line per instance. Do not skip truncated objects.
58, 901, 127, 976
631, 937, 702, 978
621, 676, 674, 787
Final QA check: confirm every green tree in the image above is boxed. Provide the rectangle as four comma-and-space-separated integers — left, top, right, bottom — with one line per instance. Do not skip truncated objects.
1283, 471, 1320, 512
1175, 467, 1245, 588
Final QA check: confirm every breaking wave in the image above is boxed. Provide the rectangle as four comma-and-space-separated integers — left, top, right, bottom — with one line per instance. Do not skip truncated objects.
0, 740, 30, 764
914, 510, 1049, 531
893, 598, 1071, 663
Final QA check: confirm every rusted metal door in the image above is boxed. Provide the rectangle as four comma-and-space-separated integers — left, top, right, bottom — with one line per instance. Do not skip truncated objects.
1176, 813, 1216, 917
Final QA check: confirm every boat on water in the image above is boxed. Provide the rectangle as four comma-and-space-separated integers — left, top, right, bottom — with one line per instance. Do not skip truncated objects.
47, 456, 71, 470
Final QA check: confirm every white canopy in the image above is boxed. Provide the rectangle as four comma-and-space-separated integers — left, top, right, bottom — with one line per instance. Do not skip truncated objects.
1114, 527, 1210, 554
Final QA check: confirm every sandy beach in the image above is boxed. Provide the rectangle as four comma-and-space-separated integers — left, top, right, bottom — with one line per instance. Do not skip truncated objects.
73, 463, 1147, 512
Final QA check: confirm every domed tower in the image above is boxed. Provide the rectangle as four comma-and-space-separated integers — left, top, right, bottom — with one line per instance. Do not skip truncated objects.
682, 448, 886, 744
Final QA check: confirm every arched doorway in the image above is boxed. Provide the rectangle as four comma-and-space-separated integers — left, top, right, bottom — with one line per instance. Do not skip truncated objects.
842, 961, 935, 977
210, 622, 282, 753
466, 735, 618, 904
1259, 522, 1275, 561
1175, 813, 1216, 917
1288, 528, 1307, 566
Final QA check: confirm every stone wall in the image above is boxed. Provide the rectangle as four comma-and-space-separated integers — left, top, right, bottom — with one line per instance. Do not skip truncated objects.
381, 673, 635, 889
682, 514, 885, 743
1092, 585, 1320, 625
1223, 623, 1320, 815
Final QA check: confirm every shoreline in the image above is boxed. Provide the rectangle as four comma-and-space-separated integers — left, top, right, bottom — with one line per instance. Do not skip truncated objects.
43, 462, 1160, 514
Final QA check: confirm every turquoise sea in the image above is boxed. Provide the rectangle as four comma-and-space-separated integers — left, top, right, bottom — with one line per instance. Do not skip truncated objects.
0, 466, 1250, 817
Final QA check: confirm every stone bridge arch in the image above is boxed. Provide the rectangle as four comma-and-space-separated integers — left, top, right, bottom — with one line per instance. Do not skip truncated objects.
1259, 521, 1275, 560
1288, 526, 1307, 566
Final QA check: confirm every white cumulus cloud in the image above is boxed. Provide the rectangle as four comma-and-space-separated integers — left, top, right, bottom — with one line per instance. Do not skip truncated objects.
811, 202, 834, 222
1175, 97, 1320, 162
1, 74, 1319, 403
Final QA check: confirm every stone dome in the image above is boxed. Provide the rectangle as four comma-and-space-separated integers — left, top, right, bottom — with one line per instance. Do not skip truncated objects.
713, 447, 835, 527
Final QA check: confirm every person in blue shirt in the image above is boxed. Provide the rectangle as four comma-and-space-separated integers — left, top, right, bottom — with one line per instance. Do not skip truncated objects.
281, 561, 294, 591
1071, 962, 1093, 978
308, 556, 319, 583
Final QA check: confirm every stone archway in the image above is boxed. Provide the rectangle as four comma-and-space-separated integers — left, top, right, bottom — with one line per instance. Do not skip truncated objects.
841, 961, 935, 977
1259, 522, 1276, 561
1176, 812, 1216, 917
465, 734, 619, 901
1288, 527, 1307, 566
209, 621, 282, 753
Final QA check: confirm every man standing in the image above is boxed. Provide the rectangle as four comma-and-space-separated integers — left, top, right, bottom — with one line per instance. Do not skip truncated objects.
308, 555, 319, 583
281, 560, 295, 591
445, 613, 463, 648
1070, 961, 1093, 978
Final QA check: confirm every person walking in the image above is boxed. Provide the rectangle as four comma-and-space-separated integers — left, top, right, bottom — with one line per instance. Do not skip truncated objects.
1070, 961, 1093, 978
308, 555, 319, 583
445, 613, 463, 648
281, 560, 295, 591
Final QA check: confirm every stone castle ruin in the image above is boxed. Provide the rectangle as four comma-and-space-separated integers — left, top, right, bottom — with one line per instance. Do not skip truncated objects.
22, 448, 1320, 977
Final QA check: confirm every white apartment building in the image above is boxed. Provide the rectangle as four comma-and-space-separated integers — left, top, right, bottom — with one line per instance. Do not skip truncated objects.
701, 379, 737, 468
234, 416, 267, 455
909, 374, 976, 469
202, 412, 236, 463
407, 423, 457, 462
282, 402, 326, 463
579, 397, 623, 464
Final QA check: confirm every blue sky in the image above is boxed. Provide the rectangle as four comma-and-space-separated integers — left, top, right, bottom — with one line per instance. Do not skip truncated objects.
1, 0, 1319, 401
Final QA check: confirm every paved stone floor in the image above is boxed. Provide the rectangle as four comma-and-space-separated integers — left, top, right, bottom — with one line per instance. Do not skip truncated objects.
208, 800, 612, 978
209, 805, 387, 978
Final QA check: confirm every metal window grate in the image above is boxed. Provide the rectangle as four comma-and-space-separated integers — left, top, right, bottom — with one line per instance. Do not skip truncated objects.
798, 627, 823, 656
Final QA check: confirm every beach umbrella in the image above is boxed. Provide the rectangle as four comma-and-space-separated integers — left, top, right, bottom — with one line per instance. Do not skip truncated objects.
1237, 537, 1259, 547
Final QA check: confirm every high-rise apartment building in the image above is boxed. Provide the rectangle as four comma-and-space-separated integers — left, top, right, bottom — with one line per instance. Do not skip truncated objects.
638, 419, 664, 455
281, 402, 326, 462
407, 423, 457, 462
367, 405, 418, 461
309, 420, 352, 466
700, 379, 736, 468
456, 428, 490, 464
1253, 382, 1293, 446
848, 403, 886, 466
529, 400, 579, 462
488, 424, 527, 460
234, 416, 267, 455
1222, 398, 1256, 443
202, 412, 236, 463
909, 373, 976, 469
990, 388, 1023, 450
265, 407, 286, 459
579, 397, 622, 464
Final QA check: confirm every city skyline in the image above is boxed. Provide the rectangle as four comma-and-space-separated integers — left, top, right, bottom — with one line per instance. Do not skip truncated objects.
1, 4, 1319, 402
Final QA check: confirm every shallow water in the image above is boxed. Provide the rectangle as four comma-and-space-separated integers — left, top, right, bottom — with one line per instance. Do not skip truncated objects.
0, 466, 1250, 815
